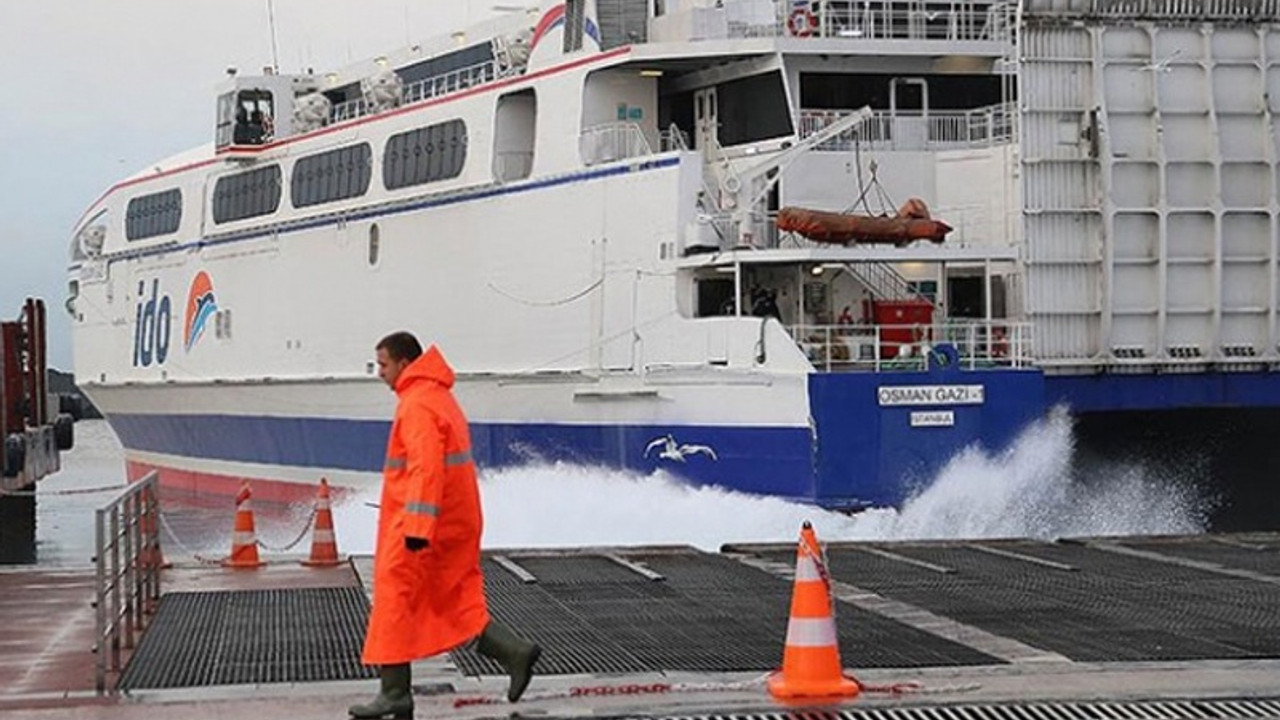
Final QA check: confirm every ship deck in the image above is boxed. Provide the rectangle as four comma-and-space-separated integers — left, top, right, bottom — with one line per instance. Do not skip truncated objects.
2, 533, 1278, 719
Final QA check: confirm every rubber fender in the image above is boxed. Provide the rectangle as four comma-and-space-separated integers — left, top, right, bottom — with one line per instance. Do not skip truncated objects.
58, 394, 82, 420
928, 343, 960, 371
54, 414, 75, 452
3, 434, 24, 478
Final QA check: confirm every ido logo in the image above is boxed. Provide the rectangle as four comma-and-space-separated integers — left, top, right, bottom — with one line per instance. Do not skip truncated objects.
132, 279, 173, 367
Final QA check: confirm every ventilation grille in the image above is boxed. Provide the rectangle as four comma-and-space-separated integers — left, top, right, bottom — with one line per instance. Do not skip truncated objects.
753, 539, 1280, 662
118, 588, 374, 689
450, 553, 999, 676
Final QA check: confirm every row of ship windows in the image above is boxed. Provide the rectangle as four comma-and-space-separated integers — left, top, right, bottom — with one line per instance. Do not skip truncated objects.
124, 119, 468, 241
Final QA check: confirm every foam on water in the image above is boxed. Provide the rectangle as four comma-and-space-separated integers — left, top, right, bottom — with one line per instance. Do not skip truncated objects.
331, 407, 1211, 554
28, 416, 1210, 566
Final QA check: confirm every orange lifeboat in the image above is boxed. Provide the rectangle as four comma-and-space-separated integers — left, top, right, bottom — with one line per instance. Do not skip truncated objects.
776, 197, 952, 247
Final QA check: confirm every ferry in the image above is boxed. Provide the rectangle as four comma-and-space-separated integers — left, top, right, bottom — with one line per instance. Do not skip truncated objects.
67, 0, 1280, 510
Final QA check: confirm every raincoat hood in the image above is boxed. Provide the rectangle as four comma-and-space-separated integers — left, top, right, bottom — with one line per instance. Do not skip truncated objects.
395, 345, 455, 394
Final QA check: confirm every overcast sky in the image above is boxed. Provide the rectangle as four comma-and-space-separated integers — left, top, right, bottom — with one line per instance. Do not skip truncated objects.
0, 0, 491, 369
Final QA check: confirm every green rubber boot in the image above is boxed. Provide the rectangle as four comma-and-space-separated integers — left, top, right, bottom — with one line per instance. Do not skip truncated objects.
476, 620, 542, 702
348, 663, 413, 719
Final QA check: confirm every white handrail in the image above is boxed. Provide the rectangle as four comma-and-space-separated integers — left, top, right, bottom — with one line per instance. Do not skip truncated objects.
680, 0, 1016, 43
787, 320, 1034, 372
579, 122, 653, 166
799, 103, 1017, 152
329, 59, 506, 125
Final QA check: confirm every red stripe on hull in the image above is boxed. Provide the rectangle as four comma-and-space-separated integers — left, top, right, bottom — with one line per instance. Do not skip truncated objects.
126, 460, 354, 507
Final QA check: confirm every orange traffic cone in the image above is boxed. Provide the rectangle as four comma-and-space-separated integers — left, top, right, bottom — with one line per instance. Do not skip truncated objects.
139, 506, 172, 570
767, 521, 860, 701
222, 482, 264, 568
302, 478, 345, 567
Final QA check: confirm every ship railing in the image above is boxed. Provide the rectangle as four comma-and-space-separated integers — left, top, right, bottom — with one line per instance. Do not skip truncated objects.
788, 320, 1034, 372
1031, 0, 1280, 21
807, 0, 1014, 42
661, 125, 692, 152
93, 471, 162, 695
329, 59, 502, 125
404, 60, 499, 104
798, 103, 1017, 152
666, 0, 1015, 44
579, 122, 654, 166
331, 98, 370, 124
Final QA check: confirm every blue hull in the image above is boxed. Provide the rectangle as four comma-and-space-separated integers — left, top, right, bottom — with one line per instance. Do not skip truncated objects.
105, 368, 1280, 510
105, 364, 1046, 510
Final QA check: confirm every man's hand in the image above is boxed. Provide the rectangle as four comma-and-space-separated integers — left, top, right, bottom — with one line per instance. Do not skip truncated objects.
405, 536, 429, 552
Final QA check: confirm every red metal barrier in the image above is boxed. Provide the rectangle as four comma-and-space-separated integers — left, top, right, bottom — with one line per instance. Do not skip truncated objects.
1, 321, 23, 437
2, 298, 60, 488
26, 299, 48, 427
1, 299, 49, 434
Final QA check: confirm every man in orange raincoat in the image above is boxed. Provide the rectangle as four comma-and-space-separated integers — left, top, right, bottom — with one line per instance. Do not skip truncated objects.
350, 332, 541, 720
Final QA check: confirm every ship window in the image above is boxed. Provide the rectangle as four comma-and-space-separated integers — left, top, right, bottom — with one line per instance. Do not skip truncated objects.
395, 44, 494, 88
564, 0, 586, 52
216, 89, 276, 148
212, 165, 283, 224
493, 89, 536, 182
125, 189, 183, 241
717, 72, 793, 146
291, 143, 373, 208
383, 120, 468, 190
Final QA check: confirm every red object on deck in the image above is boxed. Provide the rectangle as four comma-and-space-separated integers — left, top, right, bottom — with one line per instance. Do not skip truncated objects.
776, 198, 953, 246
872, 300, 934, 359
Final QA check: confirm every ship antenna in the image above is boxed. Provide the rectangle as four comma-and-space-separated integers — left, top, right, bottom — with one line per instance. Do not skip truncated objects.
266, 0, 281, 72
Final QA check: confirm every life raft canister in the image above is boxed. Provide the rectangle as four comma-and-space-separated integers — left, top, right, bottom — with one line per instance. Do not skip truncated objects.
787, 7, 817, 37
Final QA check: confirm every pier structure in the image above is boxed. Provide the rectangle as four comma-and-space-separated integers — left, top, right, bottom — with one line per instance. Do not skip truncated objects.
0, 527, 1277, 719
1, 298, 72, 564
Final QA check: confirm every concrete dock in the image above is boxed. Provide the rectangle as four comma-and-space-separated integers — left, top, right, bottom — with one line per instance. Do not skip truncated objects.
1, 532, 1278, 719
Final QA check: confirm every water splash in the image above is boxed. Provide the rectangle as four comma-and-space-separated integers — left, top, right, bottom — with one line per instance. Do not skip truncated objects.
331, 408, 1210, 553
862, 406, 1211, 541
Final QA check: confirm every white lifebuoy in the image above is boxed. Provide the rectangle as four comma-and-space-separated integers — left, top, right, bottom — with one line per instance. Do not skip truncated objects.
787, 8, 816, 37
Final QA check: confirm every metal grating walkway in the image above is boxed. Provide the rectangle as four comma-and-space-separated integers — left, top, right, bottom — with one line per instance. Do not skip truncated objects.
642, 698, 1280, 720
450, 552, 1000, 676
1118, 537, 1280, 577
118, 587, 375, 689
751, 539, 1280, 663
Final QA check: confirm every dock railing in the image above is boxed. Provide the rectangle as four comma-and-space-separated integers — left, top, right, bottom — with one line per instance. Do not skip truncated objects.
93, 471, 162, 695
